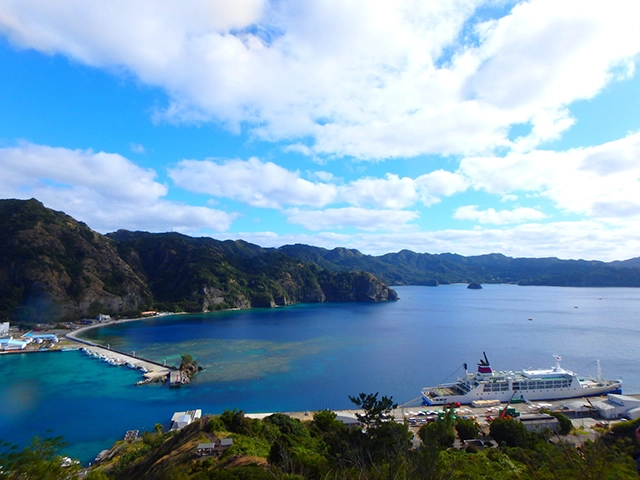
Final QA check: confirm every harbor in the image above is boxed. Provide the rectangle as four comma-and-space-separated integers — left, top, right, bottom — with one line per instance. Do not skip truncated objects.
75, 343, 173, 384
2, 285, 640, 466
63, 315, 182, 385
1, 316, 191, 387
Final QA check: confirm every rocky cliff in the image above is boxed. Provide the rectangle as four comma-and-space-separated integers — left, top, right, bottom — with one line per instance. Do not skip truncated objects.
107, 230, 397, 312
0, 199, 152, 323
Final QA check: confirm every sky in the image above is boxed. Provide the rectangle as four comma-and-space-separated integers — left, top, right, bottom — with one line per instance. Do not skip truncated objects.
1, 0, 640, 262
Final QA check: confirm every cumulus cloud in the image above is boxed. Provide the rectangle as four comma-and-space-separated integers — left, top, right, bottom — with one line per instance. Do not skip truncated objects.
169, 157, 338, 209
285, 207, 419, 231
340, 174, 418, 209
1, 0, 638, 158
0, 143, 236, 233
414, 170, 469, 203
458, 131, 640, 220
453, 205, 546, 224
170, 157, 468, 210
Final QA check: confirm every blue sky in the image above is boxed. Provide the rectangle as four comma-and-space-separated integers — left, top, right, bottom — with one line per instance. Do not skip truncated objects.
1, 0, 640, 261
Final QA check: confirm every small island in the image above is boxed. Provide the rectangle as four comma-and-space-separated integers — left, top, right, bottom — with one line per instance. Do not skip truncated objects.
467, 282, 483, 289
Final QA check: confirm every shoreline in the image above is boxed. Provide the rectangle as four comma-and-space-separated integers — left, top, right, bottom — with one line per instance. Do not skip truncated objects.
66, 311, 185, 339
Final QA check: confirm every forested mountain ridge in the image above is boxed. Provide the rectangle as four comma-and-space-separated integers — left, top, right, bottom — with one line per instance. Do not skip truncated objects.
0, 199, 397, 324
2, 197, 639, 324
106, 229, 398, 313
278, 244, 640, 287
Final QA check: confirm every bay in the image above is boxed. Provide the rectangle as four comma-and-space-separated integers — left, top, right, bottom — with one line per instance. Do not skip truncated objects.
1, 284, 639, 464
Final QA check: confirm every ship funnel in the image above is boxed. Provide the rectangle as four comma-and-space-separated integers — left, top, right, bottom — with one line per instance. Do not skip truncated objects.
477, 352, 492, 374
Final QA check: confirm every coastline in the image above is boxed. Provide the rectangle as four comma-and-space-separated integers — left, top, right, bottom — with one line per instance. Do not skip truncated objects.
66, 311, 184, 340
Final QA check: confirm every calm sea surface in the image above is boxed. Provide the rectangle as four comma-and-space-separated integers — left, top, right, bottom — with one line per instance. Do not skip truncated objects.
1, 284, 639, 463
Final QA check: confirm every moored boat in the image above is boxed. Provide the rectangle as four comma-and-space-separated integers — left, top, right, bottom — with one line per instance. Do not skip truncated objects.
422, 352, 622, 406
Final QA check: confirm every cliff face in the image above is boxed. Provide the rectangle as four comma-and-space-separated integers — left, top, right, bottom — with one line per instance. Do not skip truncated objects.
0, 199, 152, 323
108, 230, 396, 313
0, 199, 397, 324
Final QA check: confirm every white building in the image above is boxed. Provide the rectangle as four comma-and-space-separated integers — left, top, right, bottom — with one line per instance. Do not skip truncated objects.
0, 337, 27, 351
590, 394, 640, 420
24, 333, 59, 344
0, 322, 9, 336
170, 409, 202, 430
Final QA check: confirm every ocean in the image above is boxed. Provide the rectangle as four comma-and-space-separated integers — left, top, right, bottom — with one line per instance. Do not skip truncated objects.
1, 284, 639, 464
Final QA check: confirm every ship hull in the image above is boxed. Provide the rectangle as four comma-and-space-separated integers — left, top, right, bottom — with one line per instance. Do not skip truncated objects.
422, 381, 622, 406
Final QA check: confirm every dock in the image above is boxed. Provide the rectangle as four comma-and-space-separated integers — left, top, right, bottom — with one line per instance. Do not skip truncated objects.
64, 333, 175, 383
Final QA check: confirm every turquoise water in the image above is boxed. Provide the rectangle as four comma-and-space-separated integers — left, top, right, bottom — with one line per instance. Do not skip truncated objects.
1, 284, 639, 464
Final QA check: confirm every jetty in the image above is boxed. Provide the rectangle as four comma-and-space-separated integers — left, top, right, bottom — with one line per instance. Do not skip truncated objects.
65, 330, 175, 384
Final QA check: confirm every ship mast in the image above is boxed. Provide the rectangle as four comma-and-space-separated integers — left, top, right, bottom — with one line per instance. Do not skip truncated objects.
596, 359, 601, 382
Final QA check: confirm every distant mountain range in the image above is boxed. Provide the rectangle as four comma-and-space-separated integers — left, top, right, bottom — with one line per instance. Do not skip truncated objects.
1, 198, 639, 325
278, 245, 640, 287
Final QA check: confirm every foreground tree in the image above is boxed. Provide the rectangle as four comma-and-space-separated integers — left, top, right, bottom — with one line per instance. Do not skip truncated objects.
456, 417, 481, 442
0, 436, 80, 480
419, 407, 456, 450
489, 417, 531, 448
348, 392, 397, 428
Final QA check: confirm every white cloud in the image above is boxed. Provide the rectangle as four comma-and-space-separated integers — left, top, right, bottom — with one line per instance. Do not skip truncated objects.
338, 170, 469, 208
1, 0, 638, 158
170, 157, 467, 210
308, 170, 335, 182
0, 143, 237, 233
129, 143, 146, 154
454, 205, 546, 224
414, 170, 469, 203
458, 131, 640, 220
285, 207, 419, 231
340, 174, 418, 209
169, 157, 338, 209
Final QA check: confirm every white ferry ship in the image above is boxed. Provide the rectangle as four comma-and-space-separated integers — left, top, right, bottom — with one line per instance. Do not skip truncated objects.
421, 352, 622, 406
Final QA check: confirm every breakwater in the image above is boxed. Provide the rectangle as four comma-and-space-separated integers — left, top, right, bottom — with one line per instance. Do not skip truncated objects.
65, 333, 175, 383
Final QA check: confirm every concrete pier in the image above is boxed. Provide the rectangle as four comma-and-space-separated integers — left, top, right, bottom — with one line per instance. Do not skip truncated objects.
79, 343, 172, 381
65, 332, 174, 382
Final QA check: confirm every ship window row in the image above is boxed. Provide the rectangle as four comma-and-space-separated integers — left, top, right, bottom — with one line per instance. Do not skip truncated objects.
512, 379, 571, 391
483, 383, 510, 392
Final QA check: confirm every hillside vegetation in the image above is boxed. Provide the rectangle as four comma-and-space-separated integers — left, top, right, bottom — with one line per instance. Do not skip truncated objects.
0, 199, 396, 324
279, 245, 640, 287
3, 394, 639, 479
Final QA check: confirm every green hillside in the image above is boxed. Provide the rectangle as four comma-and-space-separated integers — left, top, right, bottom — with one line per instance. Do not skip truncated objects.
0, 199, 397, 324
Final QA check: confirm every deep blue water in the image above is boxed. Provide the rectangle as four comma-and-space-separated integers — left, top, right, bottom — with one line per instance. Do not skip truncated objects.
1, 284, 639, 464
